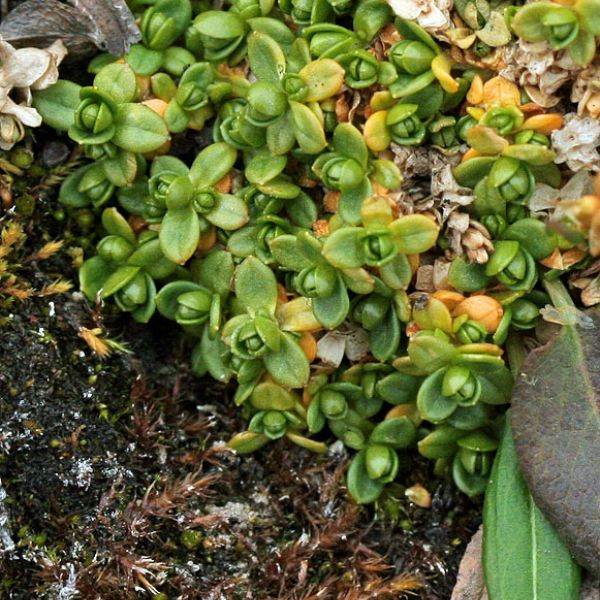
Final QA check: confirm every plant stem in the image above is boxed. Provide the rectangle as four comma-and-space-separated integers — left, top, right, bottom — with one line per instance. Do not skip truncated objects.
542, 276, 574, 310
506, 330, 526, 378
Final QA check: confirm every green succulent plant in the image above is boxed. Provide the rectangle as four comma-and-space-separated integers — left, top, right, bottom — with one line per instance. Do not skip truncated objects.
511, 0, 600, 66
27, 0, 600, 532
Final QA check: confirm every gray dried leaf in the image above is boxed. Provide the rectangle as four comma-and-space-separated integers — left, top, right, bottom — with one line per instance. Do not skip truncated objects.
71, 0, 140, 55
0, 0, 139, 57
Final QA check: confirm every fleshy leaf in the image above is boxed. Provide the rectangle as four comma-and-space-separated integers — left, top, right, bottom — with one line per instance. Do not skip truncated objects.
113, 103, 169, 153
289, 101, 327, 154
322, 227, 366, 269
263, 332, 310, 388
32, 80, 81, 131
235, 256, 278, 316
189, 142, 238, 187
159, 205, 200, 264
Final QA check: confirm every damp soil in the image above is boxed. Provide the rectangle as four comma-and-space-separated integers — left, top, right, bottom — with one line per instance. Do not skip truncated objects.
0, 159, 481, 600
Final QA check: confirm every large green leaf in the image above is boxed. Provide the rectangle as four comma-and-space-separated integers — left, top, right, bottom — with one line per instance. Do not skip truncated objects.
206, 194, 249, 230
189, 142, 238, 187
347, 449, 385, 504
289, 101, 327, 154
322, 227, 365, 269
113, 103, 169, 153
312, 272, 349, 329
94, 62, 137, 103
483, 419, 581, 599
159, 205, 200, 264
32, 80, 81, 131
263, 332, 310, 388
235, 256, 278, 316
512, 282, 600, 576
247, 30, 287, 85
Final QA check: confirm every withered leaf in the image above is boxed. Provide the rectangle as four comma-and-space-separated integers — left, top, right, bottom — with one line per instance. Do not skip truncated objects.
512, 308, 600, 576
0, 0, 139, 57
70, 0, 140, 55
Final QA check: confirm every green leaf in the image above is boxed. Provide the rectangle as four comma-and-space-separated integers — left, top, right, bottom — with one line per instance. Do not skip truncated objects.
322, 227, 366, 269
567, 29, 596, 66
369, 417, 417, 449
94, 62, 137, 103
206, 194, 249, 230
79, 256, 112, 301
266, 112, 296, 155
101, 265, 140, 298
502, 218, 556, 261
501, 144, 557, 166
408, 335, 458, 372
257, 176, 300, 199
370, 305, 400, 362
156, 281, 205, 319
159, 205, 200, 264
483, 420, 581, 599
448, 256, 491, 293
299, 59, 345, 102
102, 151, 138, 187
313, 272, 349, 329
389, 215, 439, 254
453, 157, 496, 189
101, 208, 135, 244
576, 0, 600, 34
32, 80, 81, 131
246, 152, 287, 185
128, 239, 176, 279
194, 10, 246, 38
289, 101, 327, 154
58, 164, 95, 208
228, 431, 270, 454
126, 44, 164, 76
347, 449, 385, 504
511, 2, 554, 41
199, 327, 233, 383
339, 177, 372, 225
250, 381, 296, 410
194, 250, 235, 297
131, 274, 156, 324
418, 425, 464, 459
269, 235, 313, 271
264, 332, 310, 388
235, 256, 278, 316
248, 31, 287, 85
512, 282, 600, 576
416, 369, 458, 423
113, 103, 170, 153
189, 142, 238, 187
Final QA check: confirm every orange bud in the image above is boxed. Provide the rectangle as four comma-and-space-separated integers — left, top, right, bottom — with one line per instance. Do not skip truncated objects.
521, 113, 563, 135
453, 295, 504, 332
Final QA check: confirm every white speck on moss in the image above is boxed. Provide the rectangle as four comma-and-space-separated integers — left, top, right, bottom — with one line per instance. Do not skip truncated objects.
59, 458, 93, 490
